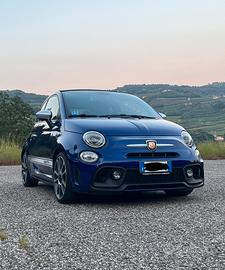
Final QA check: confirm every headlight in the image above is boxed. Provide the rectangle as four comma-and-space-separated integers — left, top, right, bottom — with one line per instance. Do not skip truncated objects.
181, 131, 194, 147
83, 131, 106, 148
80, 151, 99, 163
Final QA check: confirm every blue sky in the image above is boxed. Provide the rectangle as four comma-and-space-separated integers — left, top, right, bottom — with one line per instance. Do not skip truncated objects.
0, 0, 225, 94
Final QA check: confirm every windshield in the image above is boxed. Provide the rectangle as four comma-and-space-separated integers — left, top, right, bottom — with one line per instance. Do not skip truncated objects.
62, 91, 160, 119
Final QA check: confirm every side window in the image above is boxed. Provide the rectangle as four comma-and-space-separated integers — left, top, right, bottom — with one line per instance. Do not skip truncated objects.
45, 95, 61, 120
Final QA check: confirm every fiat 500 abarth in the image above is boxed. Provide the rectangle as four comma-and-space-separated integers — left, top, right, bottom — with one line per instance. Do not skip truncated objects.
21, 90, 204, 203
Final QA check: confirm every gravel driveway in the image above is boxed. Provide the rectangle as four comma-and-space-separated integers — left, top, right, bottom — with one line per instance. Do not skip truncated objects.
0, 160, 225, 270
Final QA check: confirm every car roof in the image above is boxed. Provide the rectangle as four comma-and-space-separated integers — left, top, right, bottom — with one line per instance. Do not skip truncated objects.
59, 89, 118, 93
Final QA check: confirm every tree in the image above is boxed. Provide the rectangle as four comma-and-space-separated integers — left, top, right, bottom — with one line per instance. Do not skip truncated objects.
191, 130, 214, 144
0, 92, 34, 144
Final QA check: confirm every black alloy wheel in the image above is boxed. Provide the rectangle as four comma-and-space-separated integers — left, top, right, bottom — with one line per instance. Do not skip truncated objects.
21, 154, 38, 187
53, 152, 74, 203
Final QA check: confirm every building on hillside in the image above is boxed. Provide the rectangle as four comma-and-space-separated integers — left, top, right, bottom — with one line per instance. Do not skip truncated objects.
214, 135, 224, 142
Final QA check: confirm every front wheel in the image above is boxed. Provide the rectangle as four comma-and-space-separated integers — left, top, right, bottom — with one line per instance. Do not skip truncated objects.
53, 152, 75, 203
21, 153, 39, 187
165, 189, 193, 196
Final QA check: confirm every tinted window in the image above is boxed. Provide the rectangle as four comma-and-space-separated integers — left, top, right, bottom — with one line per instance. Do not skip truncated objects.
45, 95, 60, 120
62, 91, 160, 118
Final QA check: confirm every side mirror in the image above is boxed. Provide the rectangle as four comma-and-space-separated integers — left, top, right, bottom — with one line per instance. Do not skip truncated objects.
159, 112, 167, 119
36, 110, 52, 127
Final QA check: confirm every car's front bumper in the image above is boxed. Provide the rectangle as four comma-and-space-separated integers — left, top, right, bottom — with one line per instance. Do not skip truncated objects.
91, 161, 204, 193
70, 159, 204, 193
67, 135, 204, 193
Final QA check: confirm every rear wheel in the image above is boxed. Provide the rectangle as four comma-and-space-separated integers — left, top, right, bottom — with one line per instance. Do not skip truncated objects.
53, 152, 75, 203
165, 189, 193, 196
21, 153, 39, 187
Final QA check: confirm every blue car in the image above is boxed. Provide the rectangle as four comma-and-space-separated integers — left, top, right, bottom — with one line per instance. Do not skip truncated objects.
21, 90, 204, 203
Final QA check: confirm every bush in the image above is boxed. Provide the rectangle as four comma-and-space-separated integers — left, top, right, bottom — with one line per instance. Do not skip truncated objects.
0, 92, 34, 145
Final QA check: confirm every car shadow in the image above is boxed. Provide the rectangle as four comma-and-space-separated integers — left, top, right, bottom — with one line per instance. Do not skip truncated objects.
79, 192, 196, 205
36, 182, 197, 206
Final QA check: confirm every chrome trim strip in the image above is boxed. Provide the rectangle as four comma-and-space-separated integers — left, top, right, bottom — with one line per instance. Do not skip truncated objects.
156, 144, 174, 147
127, 143, 174, 148
28, 155, 53, 168
127, 144, 146, 148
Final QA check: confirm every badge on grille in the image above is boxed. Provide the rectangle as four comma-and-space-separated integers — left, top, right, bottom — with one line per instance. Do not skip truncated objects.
146, 140, 157, 150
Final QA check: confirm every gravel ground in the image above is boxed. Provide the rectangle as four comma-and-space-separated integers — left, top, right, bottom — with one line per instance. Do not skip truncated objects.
0, 160, 225, 270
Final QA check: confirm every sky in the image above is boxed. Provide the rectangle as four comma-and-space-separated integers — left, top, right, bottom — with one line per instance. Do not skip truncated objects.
0, 0, 225, 94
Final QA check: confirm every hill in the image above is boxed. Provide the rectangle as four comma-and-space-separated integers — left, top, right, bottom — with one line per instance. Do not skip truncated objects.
116, 83, 225, 136
2, 82, 225, 136
4, 90, 47, 112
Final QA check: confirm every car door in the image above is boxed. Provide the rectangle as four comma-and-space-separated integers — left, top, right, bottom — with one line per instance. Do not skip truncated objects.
29, 95, 61, 181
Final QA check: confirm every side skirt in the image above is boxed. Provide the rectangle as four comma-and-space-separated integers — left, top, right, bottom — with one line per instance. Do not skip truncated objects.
28, 155, 54, 182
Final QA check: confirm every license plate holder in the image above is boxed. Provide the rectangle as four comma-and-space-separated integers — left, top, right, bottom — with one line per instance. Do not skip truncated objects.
139, 161, 172, 175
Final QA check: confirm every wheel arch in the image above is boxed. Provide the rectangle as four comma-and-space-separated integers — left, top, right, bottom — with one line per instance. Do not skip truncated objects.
52, 144, 67, 166
21, 144, 28, 160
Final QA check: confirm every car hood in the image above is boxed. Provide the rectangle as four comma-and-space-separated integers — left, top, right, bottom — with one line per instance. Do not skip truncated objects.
64, 118, 184, 136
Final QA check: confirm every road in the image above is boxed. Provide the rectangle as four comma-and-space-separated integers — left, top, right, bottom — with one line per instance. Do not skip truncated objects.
0, 160, 225, 270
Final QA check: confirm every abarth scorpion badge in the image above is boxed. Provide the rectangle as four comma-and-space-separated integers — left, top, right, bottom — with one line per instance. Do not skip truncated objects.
146, 140, 157, 150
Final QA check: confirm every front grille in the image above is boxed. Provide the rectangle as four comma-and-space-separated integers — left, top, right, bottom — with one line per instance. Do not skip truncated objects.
92, 165, 203, 190
127, 152, 179, 159
124, 168, 184, 185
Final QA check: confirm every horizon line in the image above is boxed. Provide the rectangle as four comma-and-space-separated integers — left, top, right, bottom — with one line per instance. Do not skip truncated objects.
1, 81, 225, 95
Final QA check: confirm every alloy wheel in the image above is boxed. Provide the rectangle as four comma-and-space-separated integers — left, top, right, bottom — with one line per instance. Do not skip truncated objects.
21, 154, 28, 184
54, 155, 67, 200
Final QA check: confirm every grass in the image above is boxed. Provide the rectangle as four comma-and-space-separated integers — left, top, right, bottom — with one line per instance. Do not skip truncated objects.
0, 139, 21, 165
0, 139, 225, 165
0, 228, 30, 251
198, 142, 225, 160
18, 235, 29, 250
0, 229, 8, 241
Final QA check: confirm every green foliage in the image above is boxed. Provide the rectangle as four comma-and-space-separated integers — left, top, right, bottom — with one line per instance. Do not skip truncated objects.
6, 90, 47, 112
18, 235, 29, 250
0, 92, 35, 145
0, 139, 21, 165
2, 83, 225, 143
198, 142, 225, 160
0, 228, 30, 250
0, 229, 8, 241
191, 131, 214, 144
116, 83, 225, 136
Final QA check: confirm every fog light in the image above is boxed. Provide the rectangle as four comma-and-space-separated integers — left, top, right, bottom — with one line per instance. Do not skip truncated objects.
186, 168, 193, 178
80, 151, 98, 163
112, 170, 122, 180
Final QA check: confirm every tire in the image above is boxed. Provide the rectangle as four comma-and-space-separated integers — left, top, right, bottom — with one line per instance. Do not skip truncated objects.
165, 189, 193, 196
53, 152, 75, 203
21, 153, 39, 187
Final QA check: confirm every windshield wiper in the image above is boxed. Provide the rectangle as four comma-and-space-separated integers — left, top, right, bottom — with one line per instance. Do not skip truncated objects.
68, 114, 156, 119
68, 114, 99, 118
100, 114, 156, 119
